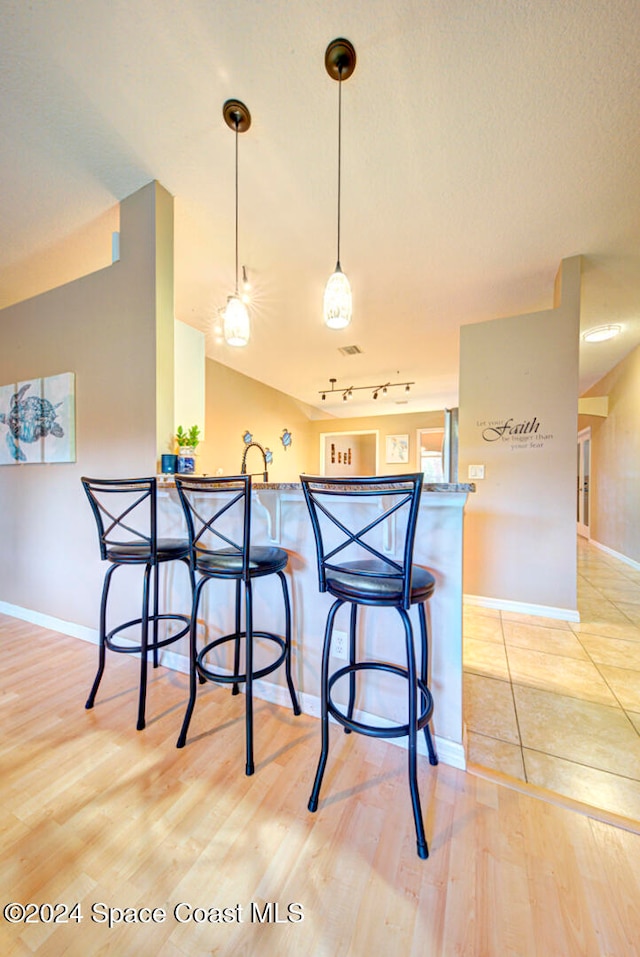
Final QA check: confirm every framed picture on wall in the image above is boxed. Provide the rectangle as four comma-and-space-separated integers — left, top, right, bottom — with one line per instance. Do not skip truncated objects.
385, 434, 409, 464
0, 373, 76, 465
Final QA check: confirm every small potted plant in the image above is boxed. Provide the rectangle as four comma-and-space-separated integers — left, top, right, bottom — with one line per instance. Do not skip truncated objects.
176, 425, 201, 474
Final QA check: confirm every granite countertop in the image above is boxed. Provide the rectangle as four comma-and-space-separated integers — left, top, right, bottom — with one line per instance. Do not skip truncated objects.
158, 477, 475, 493
253, 481, 475, 492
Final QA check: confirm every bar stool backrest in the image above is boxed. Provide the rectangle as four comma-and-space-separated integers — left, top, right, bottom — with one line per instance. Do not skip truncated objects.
175, 475, 252, 579
300, 473, 424, 611
81, 476, 157, 560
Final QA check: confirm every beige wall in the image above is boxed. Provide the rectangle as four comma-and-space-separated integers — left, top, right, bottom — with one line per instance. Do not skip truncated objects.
198, 365, 445, 482
322, 432, 377, 476
0, 205, 120, 311
0, 182, 175, 627
307, 410, 445, 476
580, 343, 640, 562
459, 257, 581, 615
154, 185, 176, 456
198, 360, 316, 482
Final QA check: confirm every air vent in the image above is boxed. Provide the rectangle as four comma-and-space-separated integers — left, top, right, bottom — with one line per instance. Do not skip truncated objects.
338, 344, 363, 356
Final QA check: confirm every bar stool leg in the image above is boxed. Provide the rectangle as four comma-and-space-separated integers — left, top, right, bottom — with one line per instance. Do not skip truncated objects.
86, 563, 117, 710
244, 579, 254, 776
232, 580, 242, 696
278, 570, 301, 716
344, 603, 358, 733
152, 561, 160, 669
309, 598, 343, 812
185, 560, 196, 597
137, 563, 152, 731
182, 560, 205, 686
177, 576, 207, 748
401, 608, 429, 859
418, 602, 438, 766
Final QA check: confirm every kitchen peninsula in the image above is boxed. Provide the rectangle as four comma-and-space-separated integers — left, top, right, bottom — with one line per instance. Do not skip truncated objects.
158, 479, 473, 769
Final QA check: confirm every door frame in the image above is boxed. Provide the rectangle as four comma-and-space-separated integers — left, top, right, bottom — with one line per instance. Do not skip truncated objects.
577, 426, 591, 539
319, 429, 379, 475
416, 427, 445, 480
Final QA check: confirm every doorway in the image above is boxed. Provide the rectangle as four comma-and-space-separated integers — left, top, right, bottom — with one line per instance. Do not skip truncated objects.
577, 427, 591, 538
416, 428, 445, 481
319, 430, 379, 476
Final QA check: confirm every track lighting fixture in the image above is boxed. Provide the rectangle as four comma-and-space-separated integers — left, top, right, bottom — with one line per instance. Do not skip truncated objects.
318, 378, 415, 402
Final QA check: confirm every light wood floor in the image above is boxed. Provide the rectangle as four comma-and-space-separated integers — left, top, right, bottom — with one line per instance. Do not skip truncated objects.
2, 614, 640, 956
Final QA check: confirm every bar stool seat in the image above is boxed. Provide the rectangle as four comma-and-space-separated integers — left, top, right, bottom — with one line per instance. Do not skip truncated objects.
105, 539, 191, 562
301, 473, 438, 860
175, 475, 301, 775
81, 476, 193, 731
196, 545, 288, 577
325, 559, 435, 604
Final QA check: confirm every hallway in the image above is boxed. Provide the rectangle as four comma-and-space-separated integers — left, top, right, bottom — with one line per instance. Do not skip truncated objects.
463, 537, 640, 823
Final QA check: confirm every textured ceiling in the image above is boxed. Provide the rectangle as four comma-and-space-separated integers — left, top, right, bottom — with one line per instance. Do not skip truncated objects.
1, 0, 640, 418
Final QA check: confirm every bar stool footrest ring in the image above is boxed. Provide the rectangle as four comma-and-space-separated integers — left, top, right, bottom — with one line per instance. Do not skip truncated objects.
105, 614, 191, 654
196, 630, 288, 685
327, 661, 434, 739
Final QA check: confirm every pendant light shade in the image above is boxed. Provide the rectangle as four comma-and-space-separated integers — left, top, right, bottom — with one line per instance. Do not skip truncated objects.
223, 294, 250, 347
324, 39, 356, 331
323, 267, 352, 330
222, 99, 251, 347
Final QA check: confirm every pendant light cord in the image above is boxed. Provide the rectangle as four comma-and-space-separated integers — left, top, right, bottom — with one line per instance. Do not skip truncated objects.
336, 67, 343, 271
234, 116, 240, 295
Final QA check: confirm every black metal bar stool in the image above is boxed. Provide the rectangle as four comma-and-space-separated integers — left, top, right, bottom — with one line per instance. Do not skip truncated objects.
81, 476, 193, 730
174, 474, 301, 775
300, 473, 438, 859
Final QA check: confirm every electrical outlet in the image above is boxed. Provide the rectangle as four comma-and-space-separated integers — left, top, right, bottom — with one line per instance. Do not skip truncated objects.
332, 629, 348, 660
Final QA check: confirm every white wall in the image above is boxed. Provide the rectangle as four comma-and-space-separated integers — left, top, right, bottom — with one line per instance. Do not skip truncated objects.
174, 320, 205, 443
459, 257, 581, 617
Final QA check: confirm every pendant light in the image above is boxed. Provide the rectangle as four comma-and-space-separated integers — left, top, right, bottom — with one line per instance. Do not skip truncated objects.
323, 38, 356, 330
222, 99, 251, 347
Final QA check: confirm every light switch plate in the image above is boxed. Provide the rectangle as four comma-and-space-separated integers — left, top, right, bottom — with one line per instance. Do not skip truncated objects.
468, 464, 485, 480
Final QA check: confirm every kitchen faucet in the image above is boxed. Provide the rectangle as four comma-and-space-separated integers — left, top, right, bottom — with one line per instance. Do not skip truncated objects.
241, 441, 269, 483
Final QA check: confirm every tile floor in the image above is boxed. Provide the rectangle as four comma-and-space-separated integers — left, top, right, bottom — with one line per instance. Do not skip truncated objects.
463, 536, 640, 822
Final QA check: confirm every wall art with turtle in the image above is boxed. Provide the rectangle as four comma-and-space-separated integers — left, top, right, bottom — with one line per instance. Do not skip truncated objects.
0, 373, 76, 465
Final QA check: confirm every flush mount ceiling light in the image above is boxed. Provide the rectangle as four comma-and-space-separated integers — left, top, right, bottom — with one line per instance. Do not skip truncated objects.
323, 38, 356, 331
582, 324, 622, 343
222, 99, 251, 347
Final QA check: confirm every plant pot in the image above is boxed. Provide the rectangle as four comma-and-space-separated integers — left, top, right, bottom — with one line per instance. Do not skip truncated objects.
177, 446, 196, 474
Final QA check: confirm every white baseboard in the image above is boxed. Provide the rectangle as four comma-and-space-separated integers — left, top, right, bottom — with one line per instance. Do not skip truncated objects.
0, 601, 465, 771
0, 601, 99, 643
590, 539, 640, 571
464, 593, 579, 622
158, 651, 466, 768
432, 737, 466, 770
293, 688, 466, 769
